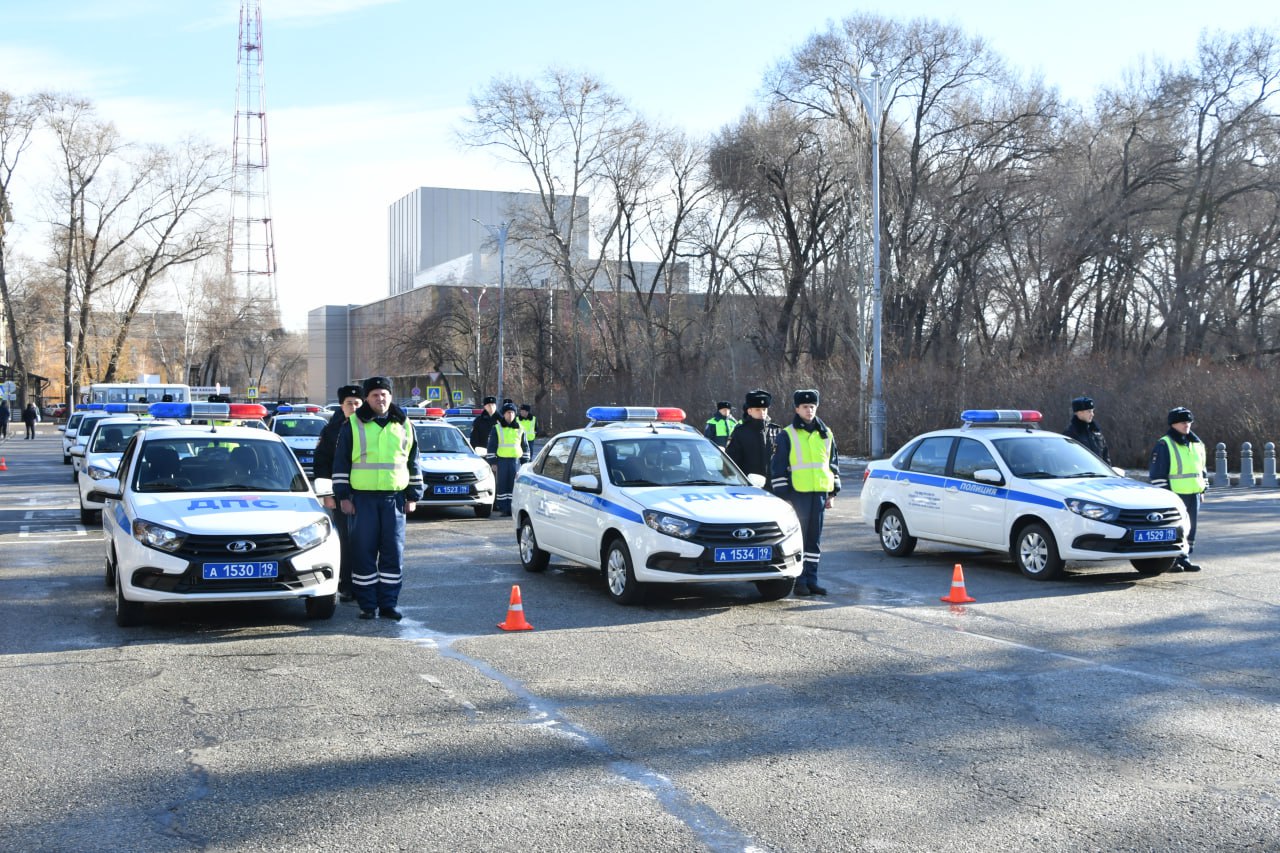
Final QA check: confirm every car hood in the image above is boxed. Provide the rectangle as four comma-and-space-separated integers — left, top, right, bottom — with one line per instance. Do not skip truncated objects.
635, 486, 797, 523
418, 453, 489, 476
1024, 477, 1179, 508
278, 436, 320, 449
130, 492, 326, 533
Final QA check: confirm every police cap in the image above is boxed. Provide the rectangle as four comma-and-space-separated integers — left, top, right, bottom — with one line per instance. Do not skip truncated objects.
1072, 396, 1094, 412
336, 384, 363, 402
744, 389, 771, 409
1167, 406, 1194, 425
362, 376, 393, 395
793, 389, 820, 407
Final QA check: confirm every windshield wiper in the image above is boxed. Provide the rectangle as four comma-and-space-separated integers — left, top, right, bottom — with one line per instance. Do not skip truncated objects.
670, 479, 727, 486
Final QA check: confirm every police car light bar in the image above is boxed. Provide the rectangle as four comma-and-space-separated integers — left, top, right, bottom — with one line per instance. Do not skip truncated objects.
404, 407, 446, 419
85, 403, 106, 410
150, 402, 229, 419
275, 404, 322, 414
230, 403, 268, 419
961, 409, 1042, 424
104, 402, 151, 414
586, 406, 686, 423
444, 407, 482, 416
74, 404, 92, 411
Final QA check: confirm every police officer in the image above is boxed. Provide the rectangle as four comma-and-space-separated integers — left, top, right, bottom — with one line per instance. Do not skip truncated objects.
1063, 396, 1110, 465
516, 403, 537, 444
470, 396, 499, 450
771, 389, 840, 596
487, 402, 530, 516
704, 401, 738, 448
313, 383, 364, 602
1149, 406, 1207, 572
726, 389, 779, 489
332, 377, 423, 620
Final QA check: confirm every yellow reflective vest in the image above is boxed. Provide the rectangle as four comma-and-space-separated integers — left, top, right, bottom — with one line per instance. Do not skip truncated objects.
349, 418, 412, 491
495, 424, 523, 459
1161, 435, 1206, 494
784, 425, 835, 493
517, 416, 536, 441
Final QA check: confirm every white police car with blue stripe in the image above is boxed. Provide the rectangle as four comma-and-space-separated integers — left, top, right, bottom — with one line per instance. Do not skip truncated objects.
92, 404, 340, 626
405, 407, 496, 518
861, 410, 1190, 580
511, 407, 804, 603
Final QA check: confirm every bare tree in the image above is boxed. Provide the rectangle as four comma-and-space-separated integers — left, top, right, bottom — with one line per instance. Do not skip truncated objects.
0, 90, 41, 404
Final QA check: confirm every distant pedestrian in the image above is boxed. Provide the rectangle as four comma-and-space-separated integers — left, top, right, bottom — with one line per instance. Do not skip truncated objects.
487, 402, 530, 516
703, 401, 738, 448
313, 383, 365, 603
470, 396, 498, 450
726, 389, 779, 489
1149, 406, 1207, 573
516, 403, 537, 443
0, 397, 9, 440
771, 389, 841, 596
1062, 396, 1111, 465
22, 401, 39, 440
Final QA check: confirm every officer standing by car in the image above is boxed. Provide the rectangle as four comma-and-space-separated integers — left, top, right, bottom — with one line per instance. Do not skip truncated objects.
332, 377, 423, 620
516, 403, 537, 444
1149, 406, 1207, 572
313, 383, 364, 602
771, 389, 840, 596
726, 389, 779, 489
1063, 396, 1111, 465
703, 401, 738, 448
487, 401, 530, 516
470, 396, 499, 450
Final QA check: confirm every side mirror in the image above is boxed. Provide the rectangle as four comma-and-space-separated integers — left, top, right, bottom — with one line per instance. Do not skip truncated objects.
88, 487, 122, 503
973, 468, 1004, 485
70, 446, 86, 458
1112, 466, 1126, 477
473, 446, 487, 458
746, 473, 767, 489
569, 473, 601, 493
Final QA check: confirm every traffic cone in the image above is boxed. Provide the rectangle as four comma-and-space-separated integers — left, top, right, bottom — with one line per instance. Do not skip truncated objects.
941, 563, 976, 603
0, 457, 7, 471
497, 584, 534, 631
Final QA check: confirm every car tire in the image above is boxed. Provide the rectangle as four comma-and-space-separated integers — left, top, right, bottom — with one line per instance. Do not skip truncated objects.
1013, 522, 1063, 580
79, 504, 98, 526
475, 503, 493, 518
518, 516, 549, 572
755, 578, 795, 601
305, 594, 337, 619
1131, 557, 1176, 576
115, 573, 146, 627
63, 454, 71, 466
878, 506, 917, 557
604, 537, 645, 605
104, 545, 117, 588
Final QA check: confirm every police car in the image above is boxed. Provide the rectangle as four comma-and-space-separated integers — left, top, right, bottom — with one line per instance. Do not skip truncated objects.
64, 407, 115, 477
90, 402, 340, 626
405, 407, 496, 518
269, 407, 328, 477
511, 407, 804, 603
74, 413, 178, 524
861, 410, 1191, 580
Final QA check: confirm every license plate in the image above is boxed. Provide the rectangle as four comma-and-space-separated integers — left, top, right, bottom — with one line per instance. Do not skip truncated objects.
298, 455, 313, 464
714, 546, 773, 562
202, 561, 279, 580
1133, 528, 1176, 543
433, 485, 469, 495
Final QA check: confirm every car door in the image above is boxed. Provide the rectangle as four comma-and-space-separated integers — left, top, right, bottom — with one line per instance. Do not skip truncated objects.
556, 438, 606, 562
942, 437, 1008, 548
524, 436, 577, 555
897, 436, 955, 537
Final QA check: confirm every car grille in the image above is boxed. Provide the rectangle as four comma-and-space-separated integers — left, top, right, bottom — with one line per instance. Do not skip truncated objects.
422, 471, 479, 485
130, 564, 333, 594
694, 521, 783, 546
176, 533, 298, 560
1116, 507, 1182, 527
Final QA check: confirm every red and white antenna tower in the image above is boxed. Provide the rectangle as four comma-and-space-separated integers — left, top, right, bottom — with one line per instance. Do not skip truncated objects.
230, 0, 279, 314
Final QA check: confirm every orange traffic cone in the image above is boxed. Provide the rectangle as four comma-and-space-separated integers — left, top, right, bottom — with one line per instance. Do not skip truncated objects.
0, 457, 7, 471
940, 563, 975, 604
497, 584, 534, 631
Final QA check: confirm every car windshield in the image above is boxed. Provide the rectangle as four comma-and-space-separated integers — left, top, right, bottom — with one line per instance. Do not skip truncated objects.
90, 422, 148, 453
414, 423, 472, 454
273, 418, 326, 437
134, 437, 310, 492
992, 436, 1115, 479
603, 437, 748, 487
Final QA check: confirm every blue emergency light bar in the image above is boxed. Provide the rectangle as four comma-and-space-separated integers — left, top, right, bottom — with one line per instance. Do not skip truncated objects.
961, 409, 1042, 424
275, 404, 322, 414
104, 402, 151, 414
403, 407, 446, 419
74, 404, 92, 411
586, 406, 686, 423
85, 403, 106, 410
444, 407, 482, 416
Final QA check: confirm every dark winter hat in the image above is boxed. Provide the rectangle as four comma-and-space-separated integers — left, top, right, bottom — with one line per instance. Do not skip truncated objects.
500, 402, 518, 414
1071, 396, 1094, 412
482, 396, 497, 405
337, 384, 364, 402
716, 401, 732, 410
793, 389, 820, 407
1168, 406, 1194, 425
362, 376, 393, 395
744, 389, 772, 409
519, 403, 531, 414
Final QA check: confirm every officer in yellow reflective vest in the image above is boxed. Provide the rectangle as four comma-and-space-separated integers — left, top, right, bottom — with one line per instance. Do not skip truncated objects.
487, 402, 531, 516
517, 403, 537, 443
703, 401, 738, 448
332, 376, 423, 620
771, 389, 841, 596
1149, 406, 1207, 572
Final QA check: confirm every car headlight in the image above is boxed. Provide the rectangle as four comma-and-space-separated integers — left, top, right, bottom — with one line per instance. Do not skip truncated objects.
291, 517, 331, 550
1065, 498, 1120, 522
781, 512, 802, 538
87, 463, 118, 480
643, 510, 698, 539
132, 519, 187, 553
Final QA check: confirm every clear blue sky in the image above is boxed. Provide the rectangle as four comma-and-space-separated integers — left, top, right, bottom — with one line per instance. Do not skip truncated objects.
2, 0, 1276, 328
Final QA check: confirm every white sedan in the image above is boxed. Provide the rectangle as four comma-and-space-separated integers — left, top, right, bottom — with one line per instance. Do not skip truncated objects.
406, 408, 496, 518
861, 410, 1190, 580
512, 407, 804, 603
74, 415, 177, 524
90, 414, 340, 626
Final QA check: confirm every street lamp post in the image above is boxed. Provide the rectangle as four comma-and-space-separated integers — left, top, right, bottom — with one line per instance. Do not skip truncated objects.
473, 219, 509, 404
65, 340, 74, 414
852, 69, 892, 458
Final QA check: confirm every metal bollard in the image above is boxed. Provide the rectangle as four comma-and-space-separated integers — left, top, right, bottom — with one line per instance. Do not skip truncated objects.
1240, 442, 1255, 487
1213, 442, 1230, 488
1264, 442, 1277, 489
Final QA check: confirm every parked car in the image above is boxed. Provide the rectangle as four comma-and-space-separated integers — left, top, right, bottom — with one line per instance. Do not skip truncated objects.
405, 407, 495, 518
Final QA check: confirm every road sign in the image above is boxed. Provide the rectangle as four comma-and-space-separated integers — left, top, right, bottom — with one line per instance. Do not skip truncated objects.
426, 386, 442, 401
247, 386, 258, 399
411, 387, 421, 398
452, 390, 463, 403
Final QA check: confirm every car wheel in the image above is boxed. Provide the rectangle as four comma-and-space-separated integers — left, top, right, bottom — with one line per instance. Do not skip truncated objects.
518, 516, 549, 572
1131, 557, 1176, 576
79, 504, 98, 526
115, 572, 146, 627
475, 503, 493, 518
755, 578, 795, 601
604, 538, 645, 605
63, 454, 71, 466
305, 594, 337, 619
104, 545, 117, 588
1013, 522, 1063, 580
878, 506, 917, 557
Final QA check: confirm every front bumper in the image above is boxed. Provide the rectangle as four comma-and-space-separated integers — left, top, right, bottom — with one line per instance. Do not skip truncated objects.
635, 524, 804, 582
